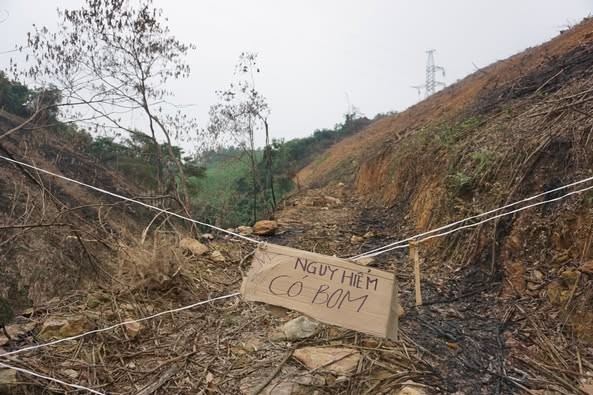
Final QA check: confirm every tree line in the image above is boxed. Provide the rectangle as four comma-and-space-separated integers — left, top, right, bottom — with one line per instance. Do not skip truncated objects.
1, 0, 396, 231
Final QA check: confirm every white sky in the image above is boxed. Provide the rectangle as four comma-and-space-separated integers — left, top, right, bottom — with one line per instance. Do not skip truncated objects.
1, 1, 591, 147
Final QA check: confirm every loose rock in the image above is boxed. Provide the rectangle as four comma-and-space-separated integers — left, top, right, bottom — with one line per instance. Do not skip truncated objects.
211, 250, 225, 262
0, 322, 36, 345
531, 269, 545, 282
124, 320, 143, 338
237, 226, 254, 236
38, 316, 95, 340
237, 336, 264, 353
324, 195, 342, 206
293, 346, 360, 374
396, 381, 428, 395
560, 269, 578, 285
355, 257, 375, 266
350, 235, 364, 244
179, 238, 208, 256
63, 369, 79, 379
253, 220, 279, 236
201, 233, 215, 240
579, 260, 593, 274
281, 316, 321, 340
363, 231, 375, 238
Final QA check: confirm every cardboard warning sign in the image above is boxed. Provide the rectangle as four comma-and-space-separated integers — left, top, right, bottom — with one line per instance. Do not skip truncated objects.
241, 244, 398, 339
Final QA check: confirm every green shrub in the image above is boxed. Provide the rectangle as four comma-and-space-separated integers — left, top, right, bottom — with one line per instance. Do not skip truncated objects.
449, 172, 473, 194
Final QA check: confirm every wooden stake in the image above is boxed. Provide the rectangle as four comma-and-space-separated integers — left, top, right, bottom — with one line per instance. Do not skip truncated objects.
386, 273, 399, 341
410, 241, 422, 306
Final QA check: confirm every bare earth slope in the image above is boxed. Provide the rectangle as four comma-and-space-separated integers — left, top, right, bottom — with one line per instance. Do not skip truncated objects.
276, 18, 593, 394
0, 110, 151, 309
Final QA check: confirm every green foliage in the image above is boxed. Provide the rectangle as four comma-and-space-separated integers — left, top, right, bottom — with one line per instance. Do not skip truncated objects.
2, 74, 387, 228
85, 132, 202, 190
584, 190, 593, 207
449, 172, 473, 194
448, 148, 497, 196
272, 112, 373, 176
0, 72, 30, 117
437, 117, 481, 147
32, 117, 201, 193
190, 147, 268, 227
191, 111, 376, 228
469, 149, 495, 174
0, 72, 63, 124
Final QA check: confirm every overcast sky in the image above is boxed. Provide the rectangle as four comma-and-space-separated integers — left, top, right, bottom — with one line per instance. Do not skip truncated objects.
1, 1, 591, 147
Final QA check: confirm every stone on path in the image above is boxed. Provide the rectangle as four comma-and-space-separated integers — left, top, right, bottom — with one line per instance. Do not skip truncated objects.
280, 316, 321, 340
293, 346, 360, 375
253, 220, 279, 236
124, 320, 143, 338
211, 250, 225, 262
350, 235, 364, 244
237, 226, 253, 236
396, 381, 428, 395
38, 316, 95, 340
355, 256, 375, 266
179, 238, 208, 256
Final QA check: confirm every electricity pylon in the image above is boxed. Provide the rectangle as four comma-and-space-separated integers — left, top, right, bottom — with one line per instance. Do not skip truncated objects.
412, 49, 446, 98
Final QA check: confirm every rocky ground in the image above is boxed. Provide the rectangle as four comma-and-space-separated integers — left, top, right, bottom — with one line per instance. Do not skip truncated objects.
271, 185, 593, 395
3, 18, 593, 394
1, 181, 593, 394
0, 184, 437, 394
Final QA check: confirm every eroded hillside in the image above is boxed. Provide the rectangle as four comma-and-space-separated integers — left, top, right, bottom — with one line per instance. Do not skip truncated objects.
283, 17, 593, 394
0, 110, 153, 309
1, 18, 593, 395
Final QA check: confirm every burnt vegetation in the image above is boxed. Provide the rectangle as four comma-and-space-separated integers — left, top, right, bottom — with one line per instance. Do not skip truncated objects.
1, 2, 593, 394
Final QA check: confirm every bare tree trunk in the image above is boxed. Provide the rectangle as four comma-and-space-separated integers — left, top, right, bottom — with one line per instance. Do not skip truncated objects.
252, 161, 257, 223
138, 79, 196, 233
252, 136, 269, 219
152, 116, 193, 212
136, 57, 193, 221
263, 119, 276, 209
144, 111, 166, 197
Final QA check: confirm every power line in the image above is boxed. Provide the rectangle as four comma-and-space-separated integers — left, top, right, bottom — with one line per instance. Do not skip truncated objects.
0, 45, 30, 55
2, 152, 591, 262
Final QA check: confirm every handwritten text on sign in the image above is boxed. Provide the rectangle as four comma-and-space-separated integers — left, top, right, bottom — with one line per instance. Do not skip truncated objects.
241, 244, 398, 338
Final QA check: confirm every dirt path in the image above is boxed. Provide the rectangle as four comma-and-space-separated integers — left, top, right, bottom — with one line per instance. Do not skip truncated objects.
269, 185, 548, 394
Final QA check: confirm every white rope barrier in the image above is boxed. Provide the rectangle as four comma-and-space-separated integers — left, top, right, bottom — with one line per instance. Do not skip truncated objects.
2, 153, 592, 261
1, 134, 593, 393
354, 181, 593, 259
0, 362, 105, 394
0, 154, 261, 244
0, 292, 240, 358
352, 174, 593, 259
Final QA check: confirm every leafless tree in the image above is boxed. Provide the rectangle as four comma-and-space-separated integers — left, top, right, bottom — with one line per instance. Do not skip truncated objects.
208, 52, 274, 222
11, 0, 197, 215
